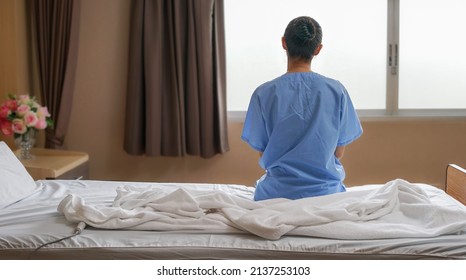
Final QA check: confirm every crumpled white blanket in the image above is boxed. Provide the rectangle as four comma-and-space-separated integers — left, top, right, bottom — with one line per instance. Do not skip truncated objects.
57, 179, 466, 240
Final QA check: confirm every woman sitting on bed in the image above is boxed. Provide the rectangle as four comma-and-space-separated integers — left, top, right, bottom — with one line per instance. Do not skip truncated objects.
241, 16, 363, 201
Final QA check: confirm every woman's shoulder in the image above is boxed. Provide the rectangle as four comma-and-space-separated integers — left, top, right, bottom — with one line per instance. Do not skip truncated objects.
253, 76, 284, 95
312, 72, 344, 87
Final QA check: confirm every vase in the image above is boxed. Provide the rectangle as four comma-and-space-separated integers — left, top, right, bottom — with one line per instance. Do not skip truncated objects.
15, 129, 36, 160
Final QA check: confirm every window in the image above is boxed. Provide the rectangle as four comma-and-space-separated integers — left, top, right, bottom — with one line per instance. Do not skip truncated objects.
225, 0, 466, 117
399, 0, 466, 109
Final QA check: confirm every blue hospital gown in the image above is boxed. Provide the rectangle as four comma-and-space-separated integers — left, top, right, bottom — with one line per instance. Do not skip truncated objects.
241, 72, 363, 201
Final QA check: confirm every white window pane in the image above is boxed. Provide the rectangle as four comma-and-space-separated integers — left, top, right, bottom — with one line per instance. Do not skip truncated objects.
399, 0, 466, 109
225, 0, 387, 111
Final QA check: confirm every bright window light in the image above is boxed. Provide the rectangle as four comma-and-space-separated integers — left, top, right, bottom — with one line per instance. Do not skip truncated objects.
399, 0, 466, 109
225, 0, 387, 111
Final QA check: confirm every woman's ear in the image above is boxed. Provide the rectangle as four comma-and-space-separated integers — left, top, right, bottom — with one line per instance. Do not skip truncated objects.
314, 44, 323, 56
281, 36, 287, 50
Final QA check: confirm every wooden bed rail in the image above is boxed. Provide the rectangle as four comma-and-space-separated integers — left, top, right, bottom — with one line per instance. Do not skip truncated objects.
445, 164, 466, 206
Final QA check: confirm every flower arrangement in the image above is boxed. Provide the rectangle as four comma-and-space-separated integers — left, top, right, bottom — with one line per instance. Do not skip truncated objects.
0, 94, 53, 139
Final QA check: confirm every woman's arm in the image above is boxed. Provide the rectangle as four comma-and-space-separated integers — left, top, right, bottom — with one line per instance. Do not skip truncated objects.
334, 146, 345, 160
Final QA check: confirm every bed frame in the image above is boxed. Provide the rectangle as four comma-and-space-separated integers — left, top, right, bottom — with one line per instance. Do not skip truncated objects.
446, 164, 466, 206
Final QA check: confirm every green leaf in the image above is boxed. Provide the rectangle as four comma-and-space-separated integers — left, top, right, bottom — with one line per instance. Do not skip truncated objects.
46, 117, 54, 128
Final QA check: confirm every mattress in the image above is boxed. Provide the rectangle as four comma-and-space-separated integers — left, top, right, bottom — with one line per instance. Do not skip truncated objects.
1, 179, 466, 260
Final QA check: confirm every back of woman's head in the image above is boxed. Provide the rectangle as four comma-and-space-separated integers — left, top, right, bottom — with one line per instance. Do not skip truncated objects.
284, 16, 322, 61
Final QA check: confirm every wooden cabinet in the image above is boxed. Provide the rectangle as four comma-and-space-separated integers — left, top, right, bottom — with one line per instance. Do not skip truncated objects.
16, 148, 89, 180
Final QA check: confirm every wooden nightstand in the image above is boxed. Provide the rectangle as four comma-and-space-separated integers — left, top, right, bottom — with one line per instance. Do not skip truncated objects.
16, 148, 89, 180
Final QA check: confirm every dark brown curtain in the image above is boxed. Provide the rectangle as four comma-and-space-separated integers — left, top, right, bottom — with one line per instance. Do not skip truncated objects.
29, 0, 80, 149
124, 0, 229, 158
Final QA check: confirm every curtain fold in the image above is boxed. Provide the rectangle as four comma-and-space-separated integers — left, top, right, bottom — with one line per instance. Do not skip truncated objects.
29, 0, 80, 149
124, 0, 229, 158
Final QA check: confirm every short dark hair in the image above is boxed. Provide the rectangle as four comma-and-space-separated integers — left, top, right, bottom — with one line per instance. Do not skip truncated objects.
284, 16, 322, 61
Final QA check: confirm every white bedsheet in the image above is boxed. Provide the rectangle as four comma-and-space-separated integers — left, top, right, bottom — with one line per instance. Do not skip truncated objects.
58, 179, 466, 240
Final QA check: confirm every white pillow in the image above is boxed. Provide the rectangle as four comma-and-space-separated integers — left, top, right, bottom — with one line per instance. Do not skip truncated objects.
0, 141, 37, 208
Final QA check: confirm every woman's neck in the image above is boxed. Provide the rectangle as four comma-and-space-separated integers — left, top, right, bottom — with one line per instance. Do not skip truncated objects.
286, 58, 312, 73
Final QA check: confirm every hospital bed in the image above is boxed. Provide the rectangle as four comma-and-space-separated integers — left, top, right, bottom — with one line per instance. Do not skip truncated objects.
1, 141, 466, 260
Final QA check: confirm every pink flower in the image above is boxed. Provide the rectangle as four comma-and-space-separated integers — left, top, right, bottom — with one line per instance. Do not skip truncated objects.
5, 100, 17, 111
34, 118, 47, 130
0, 105, 10, 119
36, 106, 51, 119
16, 104, 31, 116
0, 94, 53, 137
12, 119, 27, 134
0, 119, 13, 136
24, 111, 39, 127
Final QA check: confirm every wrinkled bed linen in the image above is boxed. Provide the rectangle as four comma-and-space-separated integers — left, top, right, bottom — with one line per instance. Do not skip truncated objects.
58, 179, 466, 240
